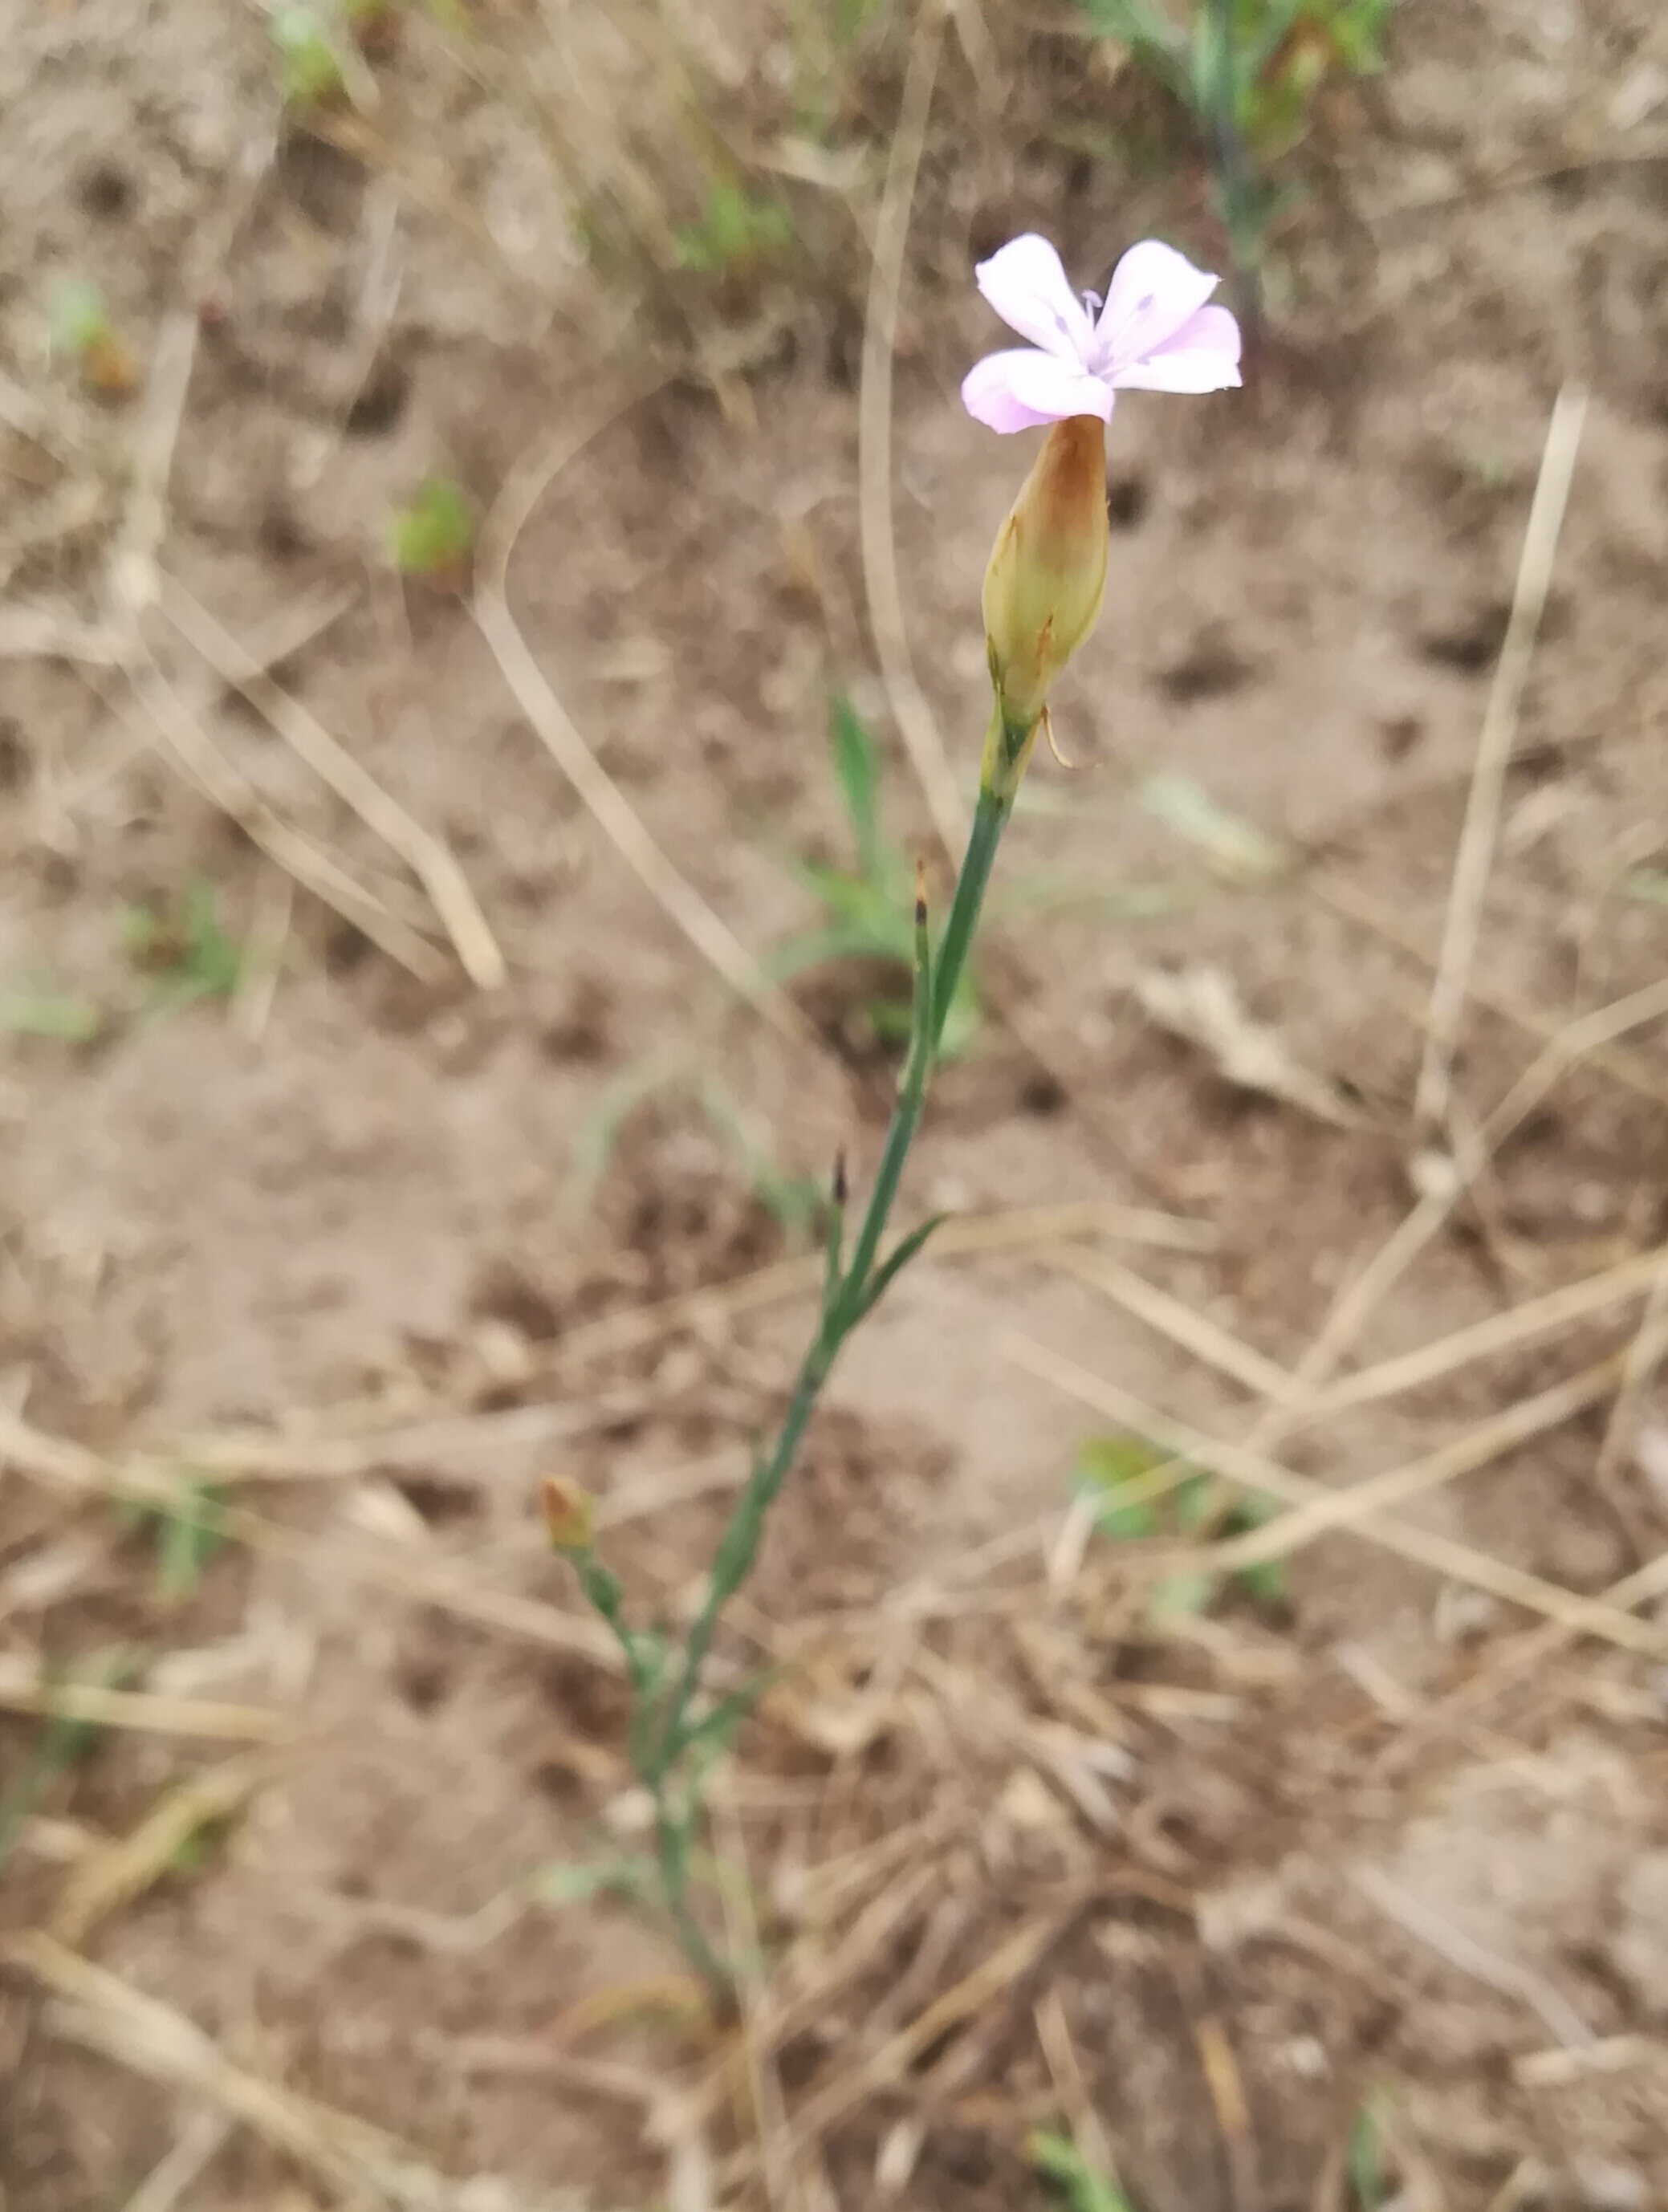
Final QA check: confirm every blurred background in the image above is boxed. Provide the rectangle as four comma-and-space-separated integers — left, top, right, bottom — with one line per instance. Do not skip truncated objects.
3, 2, 1668, 2206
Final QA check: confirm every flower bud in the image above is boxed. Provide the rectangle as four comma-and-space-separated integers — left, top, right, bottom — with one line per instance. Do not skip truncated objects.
978, 415, 1109, 795
540, 1474, 596, 1553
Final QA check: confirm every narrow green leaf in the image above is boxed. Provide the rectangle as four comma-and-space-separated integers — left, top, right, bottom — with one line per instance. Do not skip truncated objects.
677, 1667, 779, 1762
0, 987, 104, 1043
1028, 2126, 1137, 2212
829, 696, 881, 877
765, 923, 895, 982
155, 1483, 229, 1599
1347, 2088, 1391, 2211
855, 1211, 946, 1322
1092, 1490, 1158, 1543
935, 969, 982, 1060
1137, 771, 1290, 882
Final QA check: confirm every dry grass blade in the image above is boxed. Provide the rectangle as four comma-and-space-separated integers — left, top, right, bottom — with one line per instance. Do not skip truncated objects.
1513, 2036, 1664, 2087
0, 604, 124, 663
1192, 2014, 1258, 2212
781, 1909, 1067, 2158
1001, 1332, 1668, 1657
157, 573, 505, 989
1305, 1242, 1668, 1422
105, 307, 201, 613
474, 388, 812, 1046
1273, 1185, 1456, 1412
1136, 962, 1365, 1128
110, 642, 448, 981
1414, 384, 1587, 1133
3, 1407, 617, 1672
1393, 1543, 1668, 1759
1206, 1340, 1653, 1574
0, 1658, 287, 1742
10, 1934, 401, 2201
1051, 1246, 1293, 1400
1035, 1986, 1117, 2182
1592, 1246, 1668, 1527
1061, 1238, 1668, 1441
1483, 973, 1668, 1148
120, 2108, 233, 2212
1317, 872, 1668, 1112
12, 1938, 580, 2210
1353, 1865, 1596, 2050
859, 0, 963, 854
754, 1864, 940, 2061
51, 1752, 278, 1947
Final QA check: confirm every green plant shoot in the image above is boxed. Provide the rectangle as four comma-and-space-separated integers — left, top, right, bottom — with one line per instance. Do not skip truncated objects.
675, 177, 795, 275
121, 879, 246, 1006
547, 231, 1239, 1999
1078, 0, 1393, 292
116, 1477, 231, 1601
769, 697, 982, 1057
49, 277, 139, 399
1029, 2128, 1137, 2212
386, 474, 477, 586
1, 981, 104, 1044
271, 6, 349, 107
1075, 1432, 1288, 1616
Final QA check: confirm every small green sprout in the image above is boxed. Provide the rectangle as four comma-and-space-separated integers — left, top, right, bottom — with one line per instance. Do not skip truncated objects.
769, 697, 982, 1058
695, 1077, 824, 1242
116, 1477, 231, 1602
1075, 1432, 1288, 1619
1029, 2129, 1137, 2212
271, 6, 349, 108
568, 1055, 822, 1246
1346, 2086, 1397, 2210
386, 474, 477, 588
0, 1650, 136, 1879
121, 878, 246, 1006
48, 278, 139, 401
1, 981, 104, 1044
676, 177, 795, 275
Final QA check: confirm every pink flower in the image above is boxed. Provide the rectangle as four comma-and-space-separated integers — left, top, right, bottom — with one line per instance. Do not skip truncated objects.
962, 234, 1242, 434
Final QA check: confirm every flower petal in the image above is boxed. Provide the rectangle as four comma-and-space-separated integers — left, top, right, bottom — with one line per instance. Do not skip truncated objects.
962, 347, 1114, 433
974, 234, 1095, 363
1107, 303, 1243, 393
1092, 239, 1222, 373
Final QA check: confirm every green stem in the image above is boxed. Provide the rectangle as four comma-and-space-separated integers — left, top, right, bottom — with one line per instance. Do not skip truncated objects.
653, 1328, 833, 1775
928, 784, 1010, 1053
623, 764, 1018, 1987
655, 1798, 729, 1999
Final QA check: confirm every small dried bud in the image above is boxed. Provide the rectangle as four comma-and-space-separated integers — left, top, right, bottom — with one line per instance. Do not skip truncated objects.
832, 1149, 848, 1207
539, 1474, 595, 1553
979, 415, 1109, 777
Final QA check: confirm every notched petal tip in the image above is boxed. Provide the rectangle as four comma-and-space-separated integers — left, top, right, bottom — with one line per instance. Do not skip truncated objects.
1096, 238, 1225, 371
1110, 303, 1244, 394
974, 233, 1095, 363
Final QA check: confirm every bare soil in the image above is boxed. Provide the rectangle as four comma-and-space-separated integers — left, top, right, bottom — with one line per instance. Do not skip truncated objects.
4, 2, 1668, 2209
